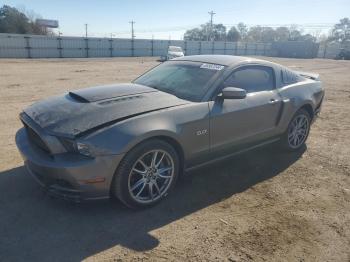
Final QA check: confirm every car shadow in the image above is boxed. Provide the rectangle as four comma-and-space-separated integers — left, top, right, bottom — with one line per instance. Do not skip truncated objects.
0, 144, 305, 261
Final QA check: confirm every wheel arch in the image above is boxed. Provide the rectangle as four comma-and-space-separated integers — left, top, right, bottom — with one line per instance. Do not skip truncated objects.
118, 133, 186, 177
109, 133, 186, 200
299, 103, 314, 120
137, 135, 185, 175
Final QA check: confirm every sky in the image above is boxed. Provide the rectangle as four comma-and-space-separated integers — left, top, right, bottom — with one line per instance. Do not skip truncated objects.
3, 0, 349, 39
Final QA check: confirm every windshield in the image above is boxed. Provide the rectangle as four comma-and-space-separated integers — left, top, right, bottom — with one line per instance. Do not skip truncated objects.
134, 61, 224, 102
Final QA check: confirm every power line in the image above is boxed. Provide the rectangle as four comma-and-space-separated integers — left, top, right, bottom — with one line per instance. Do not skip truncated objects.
110, 23, 334, 36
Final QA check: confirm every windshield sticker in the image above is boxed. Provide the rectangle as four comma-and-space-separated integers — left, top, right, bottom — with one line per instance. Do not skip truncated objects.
200, 63, 224, 71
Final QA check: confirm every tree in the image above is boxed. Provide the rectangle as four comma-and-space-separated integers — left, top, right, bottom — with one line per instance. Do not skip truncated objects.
184, 28, 205, 41
227, 26, 241, 42
0, 5, 49, 35
246, 26, 278, 42
288, 25, 302, 41
184, 20, 325, 43
0, 5, 31, 33
275, 27, 290, 41
330, 18, 350, 43
246, 26, 263, 41
298, 33, 316, 42
260, 27, 276, 42
237, 22, 248, 40
184, 23, 227, 41
211, 23, 227, 41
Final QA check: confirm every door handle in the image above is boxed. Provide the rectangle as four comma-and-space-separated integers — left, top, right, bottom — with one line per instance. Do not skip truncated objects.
269, 99, 279, 105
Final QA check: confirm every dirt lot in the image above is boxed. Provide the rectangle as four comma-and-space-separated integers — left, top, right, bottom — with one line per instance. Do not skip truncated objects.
0, 57, 349, 262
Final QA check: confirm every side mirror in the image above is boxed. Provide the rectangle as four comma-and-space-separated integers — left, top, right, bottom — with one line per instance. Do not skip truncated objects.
221, 87, 246, 99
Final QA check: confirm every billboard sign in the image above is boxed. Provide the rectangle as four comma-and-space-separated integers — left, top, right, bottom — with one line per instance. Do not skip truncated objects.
36, 19, 59, 28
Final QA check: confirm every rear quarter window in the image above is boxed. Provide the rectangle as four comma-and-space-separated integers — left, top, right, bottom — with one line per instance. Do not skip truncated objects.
281, 68, 301, 86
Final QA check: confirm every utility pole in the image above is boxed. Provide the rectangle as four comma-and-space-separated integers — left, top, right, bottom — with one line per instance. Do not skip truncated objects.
129, 20, 135, 39
85, 23, 88, 38
208, 11, 216, 41
129, 20, 135, 57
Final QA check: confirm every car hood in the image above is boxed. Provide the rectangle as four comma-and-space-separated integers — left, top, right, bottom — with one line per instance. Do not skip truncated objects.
23, 83, 189, 137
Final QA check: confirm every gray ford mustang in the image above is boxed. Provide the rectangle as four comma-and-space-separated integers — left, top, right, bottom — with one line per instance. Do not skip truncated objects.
16, 55, 324, 208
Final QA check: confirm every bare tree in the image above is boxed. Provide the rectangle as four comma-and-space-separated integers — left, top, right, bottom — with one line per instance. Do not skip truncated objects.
330, 18, 350, 43
237, 22, 248, 40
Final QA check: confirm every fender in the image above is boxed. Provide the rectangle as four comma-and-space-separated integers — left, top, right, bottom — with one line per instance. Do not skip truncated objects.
82, 102, 210, 161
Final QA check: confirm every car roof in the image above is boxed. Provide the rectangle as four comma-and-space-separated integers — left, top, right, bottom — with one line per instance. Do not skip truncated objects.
172, 55, 265, 67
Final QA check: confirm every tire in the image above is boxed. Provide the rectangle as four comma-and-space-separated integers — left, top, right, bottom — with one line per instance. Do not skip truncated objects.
280, 108, 311, 151
111, 139, 179, 209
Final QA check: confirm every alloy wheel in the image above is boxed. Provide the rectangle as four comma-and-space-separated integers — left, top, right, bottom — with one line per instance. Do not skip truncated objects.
287, 114, 309, 149
128, 150, 175, 204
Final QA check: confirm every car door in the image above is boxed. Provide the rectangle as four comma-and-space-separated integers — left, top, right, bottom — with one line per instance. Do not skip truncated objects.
209, 65, 283, 154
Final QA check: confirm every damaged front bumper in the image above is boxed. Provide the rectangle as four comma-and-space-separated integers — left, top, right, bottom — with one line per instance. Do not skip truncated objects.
16, 128, 124, 202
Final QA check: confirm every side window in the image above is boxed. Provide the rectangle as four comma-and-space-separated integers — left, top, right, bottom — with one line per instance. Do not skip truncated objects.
224, 66, 275, 93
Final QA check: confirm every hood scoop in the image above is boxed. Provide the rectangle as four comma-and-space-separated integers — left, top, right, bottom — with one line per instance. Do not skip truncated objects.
68, 92, 89, 103
68, 83, 156, 103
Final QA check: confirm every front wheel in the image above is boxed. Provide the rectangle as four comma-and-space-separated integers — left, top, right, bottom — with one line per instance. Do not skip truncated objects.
280, 108, 311, 151
111, 139, 179, 209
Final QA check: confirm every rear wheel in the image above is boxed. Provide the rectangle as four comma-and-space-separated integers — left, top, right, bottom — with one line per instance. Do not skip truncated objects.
111, 139, 179, 209
280, 108, 311, 151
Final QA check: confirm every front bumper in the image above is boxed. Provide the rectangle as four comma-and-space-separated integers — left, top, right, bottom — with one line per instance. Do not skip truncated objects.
16, 128, 124, 202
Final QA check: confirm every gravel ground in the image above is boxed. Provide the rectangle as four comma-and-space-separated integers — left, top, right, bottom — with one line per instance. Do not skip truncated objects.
0, 57, 349, 262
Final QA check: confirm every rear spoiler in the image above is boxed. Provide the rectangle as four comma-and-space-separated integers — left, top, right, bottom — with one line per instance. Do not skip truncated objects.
295, 71, 320, 81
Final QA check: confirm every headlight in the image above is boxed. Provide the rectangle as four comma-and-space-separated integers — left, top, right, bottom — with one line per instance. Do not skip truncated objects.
59, 138, 93, 157
76, 142, 92, 157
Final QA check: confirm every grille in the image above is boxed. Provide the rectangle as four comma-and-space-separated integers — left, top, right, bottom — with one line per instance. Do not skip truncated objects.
23, 123, 51, 153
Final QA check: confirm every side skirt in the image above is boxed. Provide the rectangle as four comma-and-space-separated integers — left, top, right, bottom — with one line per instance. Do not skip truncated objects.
185, 137, 280, 172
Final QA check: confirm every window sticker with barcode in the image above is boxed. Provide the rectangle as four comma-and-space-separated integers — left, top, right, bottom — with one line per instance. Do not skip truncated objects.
200, 63, 225, 71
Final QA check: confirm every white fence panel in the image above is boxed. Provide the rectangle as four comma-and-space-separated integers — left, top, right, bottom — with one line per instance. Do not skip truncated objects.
112, 39, 132, 56
0, 48, 27, 58
30, 36, 58, 48
61, 37, 85, 49
62, 48, 85, 58
225, 42, 236, 55
134, 40, 152, 56
213, 42, 225, 54
0, 33, 328, 59
0, 35, 27, 48
185, 41, 200, 55
200, 41, 213, 54
31, 49, 60, 58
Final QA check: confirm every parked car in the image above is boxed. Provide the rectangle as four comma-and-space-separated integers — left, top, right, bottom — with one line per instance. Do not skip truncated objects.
16, 55, 324, 209
160, 45, 185, 61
